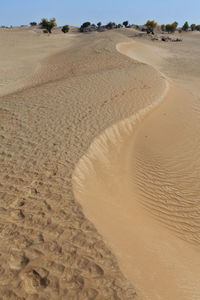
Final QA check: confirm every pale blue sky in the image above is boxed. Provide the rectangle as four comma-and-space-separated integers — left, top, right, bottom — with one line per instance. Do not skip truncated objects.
0, 0, 200, 27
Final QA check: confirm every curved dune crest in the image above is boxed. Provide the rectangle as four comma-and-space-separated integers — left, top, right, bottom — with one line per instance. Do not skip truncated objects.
73, 41, 200, 299
1, 30, 167, 299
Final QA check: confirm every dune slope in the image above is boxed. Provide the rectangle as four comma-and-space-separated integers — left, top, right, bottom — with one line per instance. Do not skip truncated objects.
0, 29, 167, 299
73, 37, 200, 299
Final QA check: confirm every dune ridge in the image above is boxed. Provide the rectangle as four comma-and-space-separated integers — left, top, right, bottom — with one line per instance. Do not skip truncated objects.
1, 29, 167, 299
73, 40, 200, 299
73, 45, 169, 195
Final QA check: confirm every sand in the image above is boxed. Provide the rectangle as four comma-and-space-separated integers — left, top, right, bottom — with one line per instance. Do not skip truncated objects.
1, 26, 200, 299
73, 31, 200, 299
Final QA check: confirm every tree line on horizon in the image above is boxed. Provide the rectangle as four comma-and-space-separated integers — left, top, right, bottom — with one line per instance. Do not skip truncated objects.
24, 18, 200, 34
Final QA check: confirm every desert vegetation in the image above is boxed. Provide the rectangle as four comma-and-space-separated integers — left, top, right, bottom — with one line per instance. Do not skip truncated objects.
190, 24, 200, 31
30, 22, 37, 26
123, 21, 129, 28
161, 22, 178, 33
145, 20, 157, 34
62, 25, 69, 33
40, 18, 57, 33
182, 21, 189, 31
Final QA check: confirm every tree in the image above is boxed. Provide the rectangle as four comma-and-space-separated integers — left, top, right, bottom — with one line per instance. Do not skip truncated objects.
105, 22, 116, 29
117, 24, 122, 28
40, 18, 57, 33
165, 22, 178, 33
80, 22, 91, 32
191, 24, 196, 31
81, 22, 91, 28
62, 25, 69, 33
30, 22, 37, 26
97, 22, 102, 28
123, 21, 129, 28
165, 24, 172, 33
196, 25, 200, 31
145, 20, 157, 33
161, 24, 166, 31
182, 21, 189, 31
172, 21, 178, 28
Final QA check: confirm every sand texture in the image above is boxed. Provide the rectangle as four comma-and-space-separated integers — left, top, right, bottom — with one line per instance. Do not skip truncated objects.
0, 27, 164, 299
73, 31, 200, 299
1, 26, 200, 299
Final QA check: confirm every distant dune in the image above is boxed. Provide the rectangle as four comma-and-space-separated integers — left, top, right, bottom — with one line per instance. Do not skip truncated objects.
1, 26, 200, 299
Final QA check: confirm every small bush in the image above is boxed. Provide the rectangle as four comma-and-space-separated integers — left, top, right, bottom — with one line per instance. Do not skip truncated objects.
105, 22, 116, 30
196, 25, 200, 31
43, 29, 49, 34
123, 21, 129, 28
165, 22, 178, 33
191, 24, 196, 31
62, 25, 69, 33
161, 24, 166, 31
30, 22, 37, 26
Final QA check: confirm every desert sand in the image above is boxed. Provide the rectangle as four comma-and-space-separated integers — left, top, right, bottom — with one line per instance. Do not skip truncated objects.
73, 31, 200, 299
1, 25, 200, 299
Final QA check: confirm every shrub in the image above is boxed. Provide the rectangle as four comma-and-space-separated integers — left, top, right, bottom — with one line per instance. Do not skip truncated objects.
123, 21, 129, 28
165, 22, 178, 33
43, 29, 49, 34
196, 25, 200, 31
97, 22, 102, 27
145, 20, 157, 30
173, 21, 178, 29
80, 22, 91, 32
30, 22, 37, 26
40, 18, 57, 33
62, 25, 69, 33
105, 22, 116, 29
191, 24, 196, 31
182, 21, 189, 31
161, 24, 166, 31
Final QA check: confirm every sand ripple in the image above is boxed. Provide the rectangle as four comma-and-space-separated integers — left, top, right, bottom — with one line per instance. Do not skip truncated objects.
73, 40, 200, 299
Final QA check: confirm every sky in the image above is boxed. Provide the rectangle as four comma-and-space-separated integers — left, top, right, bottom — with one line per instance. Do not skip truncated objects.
0, 0, 200, 27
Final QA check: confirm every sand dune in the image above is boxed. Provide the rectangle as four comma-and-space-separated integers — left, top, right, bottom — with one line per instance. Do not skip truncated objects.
0, 27, 159, 299
73, 34, 200, 299
1, 25, 200, 299
0, 27, 78, 96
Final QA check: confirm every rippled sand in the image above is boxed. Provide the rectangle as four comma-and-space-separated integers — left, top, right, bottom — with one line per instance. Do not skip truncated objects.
73, 32, 200, 299
0, 26, 162, 299
1, 25, 200, 299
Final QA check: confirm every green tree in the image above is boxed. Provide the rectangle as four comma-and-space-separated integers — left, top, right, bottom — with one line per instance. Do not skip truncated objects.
40, 18, 57, 33
123, 21, 129, 28
196, 25, 200, 31
182, 21, 189, 31
105, 22, 116, 29
191, 24, 196, 31
145, 20, 157, 33
172, 21, 178, 29
97, 22, 102, 27
165, 22, 178, 33
161, 24, 166, 31
62, 25, 69, 33
165, 24, 171, 33
80, 22, 91, 32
